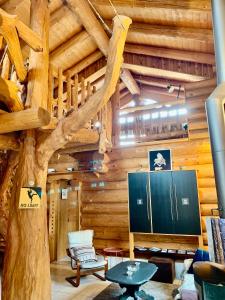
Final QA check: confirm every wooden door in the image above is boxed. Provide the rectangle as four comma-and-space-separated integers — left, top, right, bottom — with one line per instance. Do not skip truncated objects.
172, 170, 201, 235
150, 171, 175, 234
128, 172, 151, 233
48, 181, 81, 261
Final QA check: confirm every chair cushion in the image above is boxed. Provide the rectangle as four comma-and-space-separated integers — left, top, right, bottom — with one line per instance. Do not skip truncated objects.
68, 230, 93, 248
80, 255, 107, 269
69, 246, 97, 263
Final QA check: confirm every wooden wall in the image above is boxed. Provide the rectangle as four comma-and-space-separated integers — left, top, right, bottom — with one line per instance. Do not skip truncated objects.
79, 78, 218, 251
80, 137, 217, 251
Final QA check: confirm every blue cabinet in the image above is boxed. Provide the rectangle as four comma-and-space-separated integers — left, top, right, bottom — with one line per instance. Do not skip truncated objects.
128, 170, 201, 235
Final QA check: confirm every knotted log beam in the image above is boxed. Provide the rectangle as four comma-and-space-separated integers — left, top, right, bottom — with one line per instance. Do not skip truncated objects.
0, 77, 24, 111
0, 8, 43, 82
0, 107, 50, 134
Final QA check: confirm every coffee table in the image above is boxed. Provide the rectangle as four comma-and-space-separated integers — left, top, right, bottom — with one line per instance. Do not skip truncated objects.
105, 261, 158, 299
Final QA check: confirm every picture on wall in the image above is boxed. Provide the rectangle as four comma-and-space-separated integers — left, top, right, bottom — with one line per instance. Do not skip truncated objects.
149, 149, 172, 171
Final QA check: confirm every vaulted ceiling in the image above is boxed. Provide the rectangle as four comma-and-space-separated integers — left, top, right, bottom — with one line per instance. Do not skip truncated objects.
1, 0, 215, 108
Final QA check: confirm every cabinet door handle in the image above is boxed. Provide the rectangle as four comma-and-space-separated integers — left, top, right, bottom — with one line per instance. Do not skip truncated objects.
170, 184, 174, 221
174, 184, 179, 220
146, 184, 150, 221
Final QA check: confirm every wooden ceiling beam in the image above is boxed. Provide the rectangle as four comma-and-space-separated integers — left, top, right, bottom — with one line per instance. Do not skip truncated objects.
120, 69, 140, 95
139, 85, 185, 99
91, 0, 212, 30
125, 43, 215, 65
123, 62, 206, 82
69, 0, 139, 95
92, 0, 211, 10
67, 50, 104, 78
50, 30, 97, 71
104, 20, 213, 53
134, 75, 186, 90
69, 0, 109, 56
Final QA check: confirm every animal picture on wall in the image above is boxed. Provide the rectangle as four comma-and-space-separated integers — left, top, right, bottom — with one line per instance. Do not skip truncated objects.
149, 149, 172, 171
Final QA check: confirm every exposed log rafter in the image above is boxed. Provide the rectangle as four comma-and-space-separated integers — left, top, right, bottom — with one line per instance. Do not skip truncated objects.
69, 0, 139, 95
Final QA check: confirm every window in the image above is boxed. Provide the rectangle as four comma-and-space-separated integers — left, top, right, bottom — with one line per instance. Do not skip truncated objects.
178, 108, 187, 115
127, 116, 134, 123
169, 110, 177, 117
160, 111, 168, 118
152, 112, 159, 119
120, 141, 135, 146
119, 117, 126, 124
143, 114, 150, 120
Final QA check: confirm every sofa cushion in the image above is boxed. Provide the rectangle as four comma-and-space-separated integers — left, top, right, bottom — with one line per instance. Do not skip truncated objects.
188, 249, 209, 274
80, 255, 107, 269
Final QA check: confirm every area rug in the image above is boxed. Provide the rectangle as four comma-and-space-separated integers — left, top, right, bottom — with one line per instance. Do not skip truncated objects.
93, 281, 179, 300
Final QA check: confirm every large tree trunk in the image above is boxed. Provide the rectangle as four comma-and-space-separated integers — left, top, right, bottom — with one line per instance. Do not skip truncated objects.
2, 1, 51, 299
3, 131, 51, 299
0, 151, 19, 240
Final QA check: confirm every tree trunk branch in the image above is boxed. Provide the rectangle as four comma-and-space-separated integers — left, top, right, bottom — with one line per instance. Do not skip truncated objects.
37, 15, 132, 165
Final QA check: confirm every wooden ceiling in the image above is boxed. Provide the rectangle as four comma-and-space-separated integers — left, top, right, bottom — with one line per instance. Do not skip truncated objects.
1, 0, 215, 107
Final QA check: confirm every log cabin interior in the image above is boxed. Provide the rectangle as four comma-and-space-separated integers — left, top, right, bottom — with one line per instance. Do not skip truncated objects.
1, 0, 225, 299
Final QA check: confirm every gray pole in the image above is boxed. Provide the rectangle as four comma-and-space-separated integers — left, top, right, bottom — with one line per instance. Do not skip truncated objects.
211, 0, 225, 85
206, 0, 225, 217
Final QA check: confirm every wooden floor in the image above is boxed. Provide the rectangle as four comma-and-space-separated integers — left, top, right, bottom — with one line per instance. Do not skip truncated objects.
0, 261, 110, 300
51, 261, 110, 300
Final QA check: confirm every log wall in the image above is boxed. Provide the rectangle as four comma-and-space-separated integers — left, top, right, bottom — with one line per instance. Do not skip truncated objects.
80, 137, 217, 250
80, 78, 218, 251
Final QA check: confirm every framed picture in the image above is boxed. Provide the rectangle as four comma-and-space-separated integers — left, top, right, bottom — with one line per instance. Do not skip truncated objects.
149, 149, 172, 171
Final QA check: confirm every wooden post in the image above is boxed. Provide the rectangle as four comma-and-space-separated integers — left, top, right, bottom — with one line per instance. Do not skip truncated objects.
48, 64, 54, 116
81, 76, 85, 106
58, 67, 63, 118
66, 70, 72, 111
112, 83, 120, 146
72, 74, 78, 110
129, 232, 135, 260
26, 0, 49, 109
